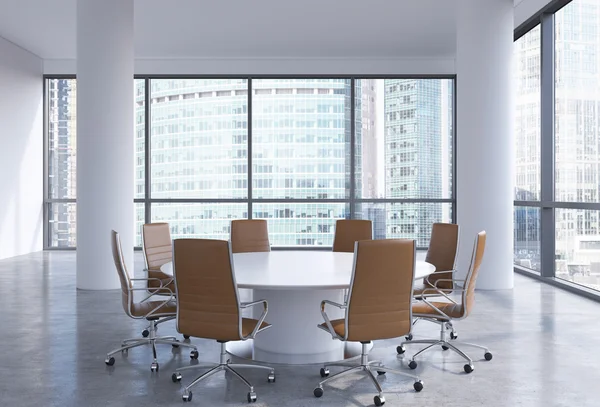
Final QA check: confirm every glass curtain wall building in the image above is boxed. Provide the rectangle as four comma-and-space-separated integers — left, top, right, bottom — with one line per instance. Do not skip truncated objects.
45, 77, 455, 249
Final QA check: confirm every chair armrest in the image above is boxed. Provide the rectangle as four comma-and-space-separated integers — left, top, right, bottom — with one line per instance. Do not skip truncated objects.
424, 271, 454, 286
130, 284, 174, 304
128, 286, 175, 319
131, 277, 166, 286
320, 300, 347, 340
240, 299, 268, 339
420, 287, 460, 305
320, 300, 347, 312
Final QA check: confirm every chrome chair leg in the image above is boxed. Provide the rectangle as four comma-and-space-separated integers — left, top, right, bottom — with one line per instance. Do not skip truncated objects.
318, 366, 362, 387
412, 341, 443, 359
314, 342, 423, 404
107, 339, 149, 357
399, 319, 490, 373
182, 365, 222, 401
174, 342, 276, 402
373, 365, 421, 382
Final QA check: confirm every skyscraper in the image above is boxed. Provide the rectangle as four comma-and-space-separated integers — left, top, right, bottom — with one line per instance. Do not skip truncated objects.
142, 79, 354, 246
47, 79, 77, 247
384, 79, 450, 247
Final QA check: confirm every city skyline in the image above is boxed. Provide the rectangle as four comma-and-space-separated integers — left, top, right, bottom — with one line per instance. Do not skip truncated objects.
47, 77, 454, 248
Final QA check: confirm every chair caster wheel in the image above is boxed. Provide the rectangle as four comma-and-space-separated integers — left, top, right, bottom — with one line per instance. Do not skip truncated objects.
405, 333, 413, 341
105, 356, 115, 366
142, 329, 149, 338
413, 380, 424, 392
172, 340, 180, 349
377, 370, 386, 375
182, 391, 192, 402
183, 334, 190, 340
172, 372, 182, 382
374, 395, 385, 406
151, 362, 159, 372
408, 360, 418, 370
313, 387, 324, 398
396, 345, 405, 355
267, 372, 276, 383
484, 352, 493, 361
247, 391, 257, 403
450, 332, 458, 340
190, 350, 199, 359
442, 345, 449, 351
464, 363, 474, 373
320, 367, 329, 377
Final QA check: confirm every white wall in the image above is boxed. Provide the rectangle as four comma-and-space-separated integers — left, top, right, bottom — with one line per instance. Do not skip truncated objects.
43, 57, 456, 76
0, 37, 43, 260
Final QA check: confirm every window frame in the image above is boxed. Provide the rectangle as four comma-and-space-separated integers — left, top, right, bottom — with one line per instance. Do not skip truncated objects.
43, 75, 457, 251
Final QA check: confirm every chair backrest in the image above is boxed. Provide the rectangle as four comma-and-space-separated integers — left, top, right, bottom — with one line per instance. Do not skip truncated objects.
142, 223, 172, 270
424, 223, 460, 290
332, 220, 373, 253
345, 239, 415, 342
172, 239, 242, 341
461, 231, 487, 317
230, 219, 270, 253
110, 230, 133, 317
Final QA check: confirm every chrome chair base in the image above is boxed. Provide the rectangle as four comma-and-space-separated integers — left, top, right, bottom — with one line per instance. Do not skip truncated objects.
104, 319, 197, 371
313, 343, 423, 406
172, 342, 275, 403
407, 317, 458, 340
398, 319, 492, 373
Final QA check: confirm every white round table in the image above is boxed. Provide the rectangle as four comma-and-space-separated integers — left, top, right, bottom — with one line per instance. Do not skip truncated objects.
161, 251, 434, 365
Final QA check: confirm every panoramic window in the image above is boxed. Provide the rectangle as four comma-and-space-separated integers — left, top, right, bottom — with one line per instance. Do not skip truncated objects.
554, 1, 600, 290
45, 77, 455, 249
513, 25, 541, 272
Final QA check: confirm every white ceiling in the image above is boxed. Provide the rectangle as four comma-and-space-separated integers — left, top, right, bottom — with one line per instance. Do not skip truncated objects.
0, 0, 458, 59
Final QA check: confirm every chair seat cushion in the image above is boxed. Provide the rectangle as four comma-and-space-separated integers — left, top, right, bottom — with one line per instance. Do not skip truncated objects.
132, 300, 177, 318
412, 300, 463, 319
318, 319, 345, 337
241, 318, 271, 337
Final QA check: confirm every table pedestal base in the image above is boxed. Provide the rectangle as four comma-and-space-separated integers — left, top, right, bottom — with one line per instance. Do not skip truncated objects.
228, 288, 365, 365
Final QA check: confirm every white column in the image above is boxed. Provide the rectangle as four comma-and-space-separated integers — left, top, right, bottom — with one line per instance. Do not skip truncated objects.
76, 0, 134, 290
456, 0, 514, 290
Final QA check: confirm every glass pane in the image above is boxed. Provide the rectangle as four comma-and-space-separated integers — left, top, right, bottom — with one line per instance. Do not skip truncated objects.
47, 202, 76, 247
135, 203, 145, 247
353, 202, 452, 248
555, 4, 600, 202
556, 208, 600, 291
253, 202, 348, 247
135, 79, 146, 199
150, 203, 248, 240
513, 206, 541, 271
47, 79, 77, 199
252, 79, 350, 199
150, 79, 248, 199
514, 25, 541, 201
354, 79, 453, 199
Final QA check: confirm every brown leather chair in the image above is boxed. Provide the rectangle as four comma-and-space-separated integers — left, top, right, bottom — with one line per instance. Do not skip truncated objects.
314, 239, 424, 407
142, 222, 175, 294
104, 230, 196, 372
142, 223, 190, 339
408, 222, 460, 340
230, 219, 271, 253
332, 219, 373, 252
170, 239, 275, 403
397, 231, 491, 374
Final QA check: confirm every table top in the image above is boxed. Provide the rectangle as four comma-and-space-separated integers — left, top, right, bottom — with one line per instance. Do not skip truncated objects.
160, 251, 435, 291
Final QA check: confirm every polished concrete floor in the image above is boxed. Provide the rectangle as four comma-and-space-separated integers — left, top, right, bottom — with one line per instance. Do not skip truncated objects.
1, 250, 598, 407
